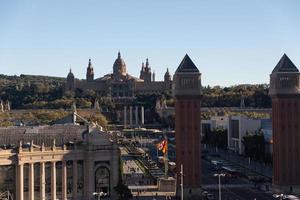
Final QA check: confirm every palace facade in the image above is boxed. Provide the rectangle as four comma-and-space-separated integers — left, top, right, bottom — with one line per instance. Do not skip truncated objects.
0, 123, 120, 200
65, 52, 172, 101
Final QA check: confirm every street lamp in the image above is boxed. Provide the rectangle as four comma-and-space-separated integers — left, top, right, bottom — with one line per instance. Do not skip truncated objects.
214, 173, 226, 200
273, 194, 287, 200
93, 192, 107, 200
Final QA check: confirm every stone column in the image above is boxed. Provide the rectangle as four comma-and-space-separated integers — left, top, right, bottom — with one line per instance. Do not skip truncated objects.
40, 162, 45, 200
72, 160, 78, 200
18, 164, 24, 200
62, 161, 67, 200
83, 156, 94, 200
124, 106, 127, 128
29, 163, 35, 200
141, 106, 144, 125
129, 106, 133, 127
135, 106, 138, 126
51, 162, 56, 200
110, 147, 120, 199
16, 164, 19, 200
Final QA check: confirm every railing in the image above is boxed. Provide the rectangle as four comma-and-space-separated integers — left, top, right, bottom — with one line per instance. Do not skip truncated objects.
0, 191, 13, 200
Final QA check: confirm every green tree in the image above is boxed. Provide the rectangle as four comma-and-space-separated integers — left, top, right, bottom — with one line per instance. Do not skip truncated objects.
202, 128, 228, 148
243, 130, 265, 161
114, 181, 133, 200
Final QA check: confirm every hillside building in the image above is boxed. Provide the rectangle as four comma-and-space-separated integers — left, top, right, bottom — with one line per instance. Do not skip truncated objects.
65, 52, 172, 103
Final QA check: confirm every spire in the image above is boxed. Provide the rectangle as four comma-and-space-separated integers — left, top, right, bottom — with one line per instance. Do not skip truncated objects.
176, 54, 199, 73
142, 62, 145, 71
146, 58, 149, 68
272, 54, 299, 73
68, 68, 74, 77
165, 68, 171, 82
118, 51, 121, 59
88, 58, 93, 69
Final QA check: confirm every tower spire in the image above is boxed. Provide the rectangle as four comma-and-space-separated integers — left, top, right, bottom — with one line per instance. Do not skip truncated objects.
146, 58, 149, 68
118, 51, 121, 58
142, 62, 145, 71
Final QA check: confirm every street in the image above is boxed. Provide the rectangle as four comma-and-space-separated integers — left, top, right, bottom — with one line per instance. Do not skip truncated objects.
202, 159, 275, 200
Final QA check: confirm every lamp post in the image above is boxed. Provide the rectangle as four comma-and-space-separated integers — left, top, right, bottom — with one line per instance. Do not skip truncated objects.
214, 173, 226, 200
179, 164, 184, 200
273, 194, 287, 200
93, 192, 107, 200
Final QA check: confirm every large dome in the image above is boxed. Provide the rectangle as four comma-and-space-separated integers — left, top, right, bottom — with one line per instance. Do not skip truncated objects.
113, 51, 127, 78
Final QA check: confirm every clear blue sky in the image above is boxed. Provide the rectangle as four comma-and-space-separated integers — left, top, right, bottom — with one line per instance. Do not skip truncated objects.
0, 0, 299, 86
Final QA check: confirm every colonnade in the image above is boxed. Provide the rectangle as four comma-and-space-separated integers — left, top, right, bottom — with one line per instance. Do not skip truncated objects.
124, 106, 144, 127
17, 160, 79, 200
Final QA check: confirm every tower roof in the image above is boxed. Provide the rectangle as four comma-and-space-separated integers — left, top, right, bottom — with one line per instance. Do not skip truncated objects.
67, 68, 74, 78
87, 58, 93, 69
176, 54, 199, 73
272, 54, 299, 73
165, 68, 170, 76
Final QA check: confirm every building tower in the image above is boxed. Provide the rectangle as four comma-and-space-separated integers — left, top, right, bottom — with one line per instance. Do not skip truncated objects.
173, 54, 202, 197
86, 58, 94, 82
164, 68, 172, 89
139, 62, 145, 80
66, 68, 75, 91
270, 54, 300, 194
152, 70, 155, 82
140, 58, 152, 83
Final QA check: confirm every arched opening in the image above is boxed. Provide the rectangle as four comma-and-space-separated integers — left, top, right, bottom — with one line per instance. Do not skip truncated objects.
95, 167, 110, 196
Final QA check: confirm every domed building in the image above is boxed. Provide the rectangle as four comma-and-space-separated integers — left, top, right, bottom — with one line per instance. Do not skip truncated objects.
65, 51, 172, 103
66, 68, 75, 91
113, 51, 127, 80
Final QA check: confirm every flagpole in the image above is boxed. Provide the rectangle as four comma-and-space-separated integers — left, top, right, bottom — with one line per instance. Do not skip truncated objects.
157, 147, 159, 162
164, 134, 168, 177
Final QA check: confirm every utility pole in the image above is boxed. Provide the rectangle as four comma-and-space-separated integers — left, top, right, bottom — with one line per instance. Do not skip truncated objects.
180, 164, 184, 200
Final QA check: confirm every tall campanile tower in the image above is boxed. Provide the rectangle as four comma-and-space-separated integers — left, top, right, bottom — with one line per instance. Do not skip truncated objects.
270, 54, 300, 194
173, 54, 202, 198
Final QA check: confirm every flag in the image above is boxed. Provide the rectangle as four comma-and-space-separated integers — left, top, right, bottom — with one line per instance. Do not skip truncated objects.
157, 138, 168, 154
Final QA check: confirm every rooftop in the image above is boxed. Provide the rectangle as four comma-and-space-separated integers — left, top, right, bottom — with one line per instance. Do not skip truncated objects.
176, 54, 199, 73
272, 54, 299, 73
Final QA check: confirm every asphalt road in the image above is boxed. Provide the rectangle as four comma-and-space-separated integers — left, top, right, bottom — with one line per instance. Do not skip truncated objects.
202, 159, 275, 200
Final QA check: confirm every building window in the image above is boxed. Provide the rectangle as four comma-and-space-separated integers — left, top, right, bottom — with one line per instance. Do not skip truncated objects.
95, 167, 110, 196
231, 120, 239, 139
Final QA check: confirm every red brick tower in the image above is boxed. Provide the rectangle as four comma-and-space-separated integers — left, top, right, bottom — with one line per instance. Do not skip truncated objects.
270, 54, 300, 194
173, 54, 202, 197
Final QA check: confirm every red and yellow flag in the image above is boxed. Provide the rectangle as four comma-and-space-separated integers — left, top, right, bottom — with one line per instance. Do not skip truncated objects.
157, 139, 168, 154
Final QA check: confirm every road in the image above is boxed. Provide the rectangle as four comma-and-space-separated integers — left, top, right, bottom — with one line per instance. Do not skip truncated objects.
202, 159, 275, 200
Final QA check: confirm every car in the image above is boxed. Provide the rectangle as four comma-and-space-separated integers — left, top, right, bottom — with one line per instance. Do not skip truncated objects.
207, 193, 215, 200
202, 191, 215, 200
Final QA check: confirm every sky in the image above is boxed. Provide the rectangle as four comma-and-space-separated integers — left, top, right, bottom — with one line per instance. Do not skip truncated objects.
0, 0, 299, 86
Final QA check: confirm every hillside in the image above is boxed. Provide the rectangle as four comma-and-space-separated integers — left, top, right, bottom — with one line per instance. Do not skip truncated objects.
0, 74, 271, 109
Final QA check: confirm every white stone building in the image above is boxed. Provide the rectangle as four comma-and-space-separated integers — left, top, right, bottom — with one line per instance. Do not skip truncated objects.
0, 124, 120, 200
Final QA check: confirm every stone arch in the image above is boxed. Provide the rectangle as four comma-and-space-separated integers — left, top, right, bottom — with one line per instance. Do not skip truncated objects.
94, 163, 111, 196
